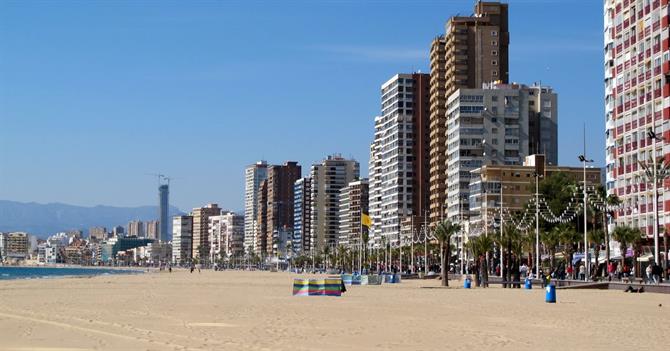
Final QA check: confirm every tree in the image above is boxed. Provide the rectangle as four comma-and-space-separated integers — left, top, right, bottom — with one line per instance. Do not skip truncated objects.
612, 225, 644, 277
595, 185, 621, 269
434, 220, 461, 287
558, 225, 580, 271
589, 229, 606, 279
466, 234, 494, 287
541, 228, 561, 271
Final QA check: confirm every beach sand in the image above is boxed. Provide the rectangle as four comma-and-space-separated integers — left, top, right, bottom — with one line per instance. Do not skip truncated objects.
0, 270, 667, 350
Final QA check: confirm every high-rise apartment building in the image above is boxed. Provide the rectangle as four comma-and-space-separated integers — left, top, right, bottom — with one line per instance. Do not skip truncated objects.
444, 82, 557, 220
368, 74, 431, 245
88, 227, 107, 242
208, 214, 226, 263
127, 220, 145, 237
604, 0, 669, 237
191, 203, 221, 261
146, 220, 159, 240
6, 232, 29, 260
263, 162, 301, 256
429, 1, 510, 225
244, 161, 268, 253
309, 155, 360, 253
338, 179, 369, 248
293, 177, 312, 254
223, 211, 245, 258
255, 180, 268, 256
159, 184, 169, 242
112, 226, 125, 238
172, 215, 193, 264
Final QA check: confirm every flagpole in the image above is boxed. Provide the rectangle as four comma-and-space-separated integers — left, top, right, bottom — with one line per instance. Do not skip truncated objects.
359, 208, 363, 274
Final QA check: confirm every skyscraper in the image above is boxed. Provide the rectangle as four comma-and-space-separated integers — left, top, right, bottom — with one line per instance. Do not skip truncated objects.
309, 155, 360, 253
146, 220, 159, 240
293, 177, 312, 254
603, 0, 668, 240
159, 184, 169, 242
368, 73, 430, 246
191, 203, 221, 261
255, 179, 268, 256
429, 1, 509, 225
264, 162, 301, 256
244, 161, 268, 254
127, 220, 145, 237
338, 179, 369, 248
444, 82, 558, 221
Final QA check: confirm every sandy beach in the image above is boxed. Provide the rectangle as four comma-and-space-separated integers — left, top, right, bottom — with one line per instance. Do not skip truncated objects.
0, 270, 667, 351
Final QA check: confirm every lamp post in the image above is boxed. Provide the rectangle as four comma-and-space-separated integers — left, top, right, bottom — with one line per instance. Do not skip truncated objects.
647, 130, 664, 268
533, 171, 543, 278
579, 154, 594, 281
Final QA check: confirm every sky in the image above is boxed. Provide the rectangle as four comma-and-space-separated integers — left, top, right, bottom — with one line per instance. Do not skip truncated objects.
0, 0, 604, 212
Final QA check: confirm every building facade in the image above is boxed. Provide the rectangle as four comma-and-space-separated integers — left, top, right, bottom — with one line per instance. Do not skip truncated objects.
6, 232, 29, 260
88, 227, 107, 242
338, 179, 370, 248
244, 161, 268, 254
255, 179, 268, 256
222, 211, 245, 258
444, 82, 558, 221
146, 220, 159, 240
429, 1, 510, 225
264, 162, 301, 256
127, 220, 145, 237
369, 73, 431, 245
293, 177, 312, 254
309, 155, 360, 253
604, 0, 670, 236
172, 215, 193, 264
191, 204, 221, 261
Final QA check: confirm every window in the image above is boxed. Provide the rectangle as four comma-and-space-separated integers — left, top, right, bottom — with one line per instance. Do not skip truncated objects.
492, 50, 498, 56
492, 40, 498, 46
492, 70, 498, 76
492, 60, 498, 66
491, 30, 498, 37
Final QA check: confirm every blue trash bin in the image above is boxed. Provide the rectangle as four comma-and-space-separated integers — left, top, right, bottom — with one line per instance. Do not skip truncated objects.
463, 278, 471, 289
524, 278, 532, 289
545, 284, 556, 303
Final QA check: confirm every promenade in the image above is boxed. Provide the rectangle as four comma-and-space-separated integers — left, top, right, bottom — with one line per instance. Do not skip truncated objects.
0, 270, 667, 350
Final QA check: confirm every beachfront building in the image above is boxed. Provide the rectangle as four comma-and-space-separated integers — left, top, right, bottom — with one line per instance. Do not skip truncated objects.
468, 154, 602, 232
293, 177, 312, 254
603, 0, 670, 241
263, 162, 301, 257
338, 179, 369, 249
368, 73, 431, 247
309, 155, 360, 254
191, 204, 221, 262
444, 82, 558, 222
88, 227, 107, 242
429, 1, 510, 225
244, 161, 268, 255
5, 232, 29, 260
222, 211, 245, 258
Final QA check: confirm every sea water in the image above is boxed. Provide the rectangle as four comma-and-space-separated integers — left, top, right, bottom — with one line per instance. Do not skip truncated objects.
0, 266, 142, 280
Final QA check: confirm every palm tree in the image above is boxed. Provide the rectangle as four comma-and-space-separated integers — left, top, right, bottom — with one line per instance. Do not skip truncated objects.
612, 225, 644, 277
541, 228, 561, 271
558, 225, 580, 272
466, 234, 494, 287
589, 229, 606, 279
434, 220, 461, 286
595, 185, 621, 268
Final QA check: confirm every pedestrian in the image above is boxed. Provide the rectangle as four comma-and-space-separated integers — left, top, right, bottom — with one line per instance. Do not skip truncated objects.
579, 263, 586, 281
646, 264, 653, 284
567, 265, 574, 279
651, 263, 661, 284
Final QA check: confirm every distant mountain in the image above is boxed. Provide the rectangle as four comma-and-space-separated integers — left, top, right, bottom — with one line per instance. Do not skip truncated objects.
0, 200, 184, 238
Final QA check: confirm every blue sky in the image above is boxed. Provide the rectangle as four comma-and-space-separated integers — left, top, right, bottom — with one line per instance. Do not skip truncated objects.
0, 0, 604, 212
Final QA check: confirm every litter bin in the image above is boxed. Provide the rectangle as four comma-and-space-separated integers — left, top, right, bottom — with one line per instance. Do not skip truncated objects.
545, 284, 556, 303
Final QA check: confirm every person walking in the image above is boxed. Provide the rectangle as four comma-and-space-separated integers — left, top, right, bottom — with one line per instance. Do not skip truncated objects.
579, 263, 586, 281
645, 264, 653, 284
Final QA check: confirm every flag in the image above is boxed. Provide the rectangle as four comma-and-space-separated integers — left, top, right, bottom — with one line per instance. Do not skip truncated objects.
361, 213, 372, 227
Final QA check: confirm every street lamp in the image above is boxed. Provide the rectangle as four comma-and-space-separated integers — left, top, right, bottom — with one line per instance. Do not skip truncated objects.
533, 171, 543, 278
578, 154, 594, 281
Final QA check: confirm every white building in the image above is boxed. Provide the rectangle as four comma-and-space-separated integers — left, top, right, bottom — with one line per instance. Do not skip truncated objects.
445, 82, 558, 221
309, 155, 359, 253
244, 161, 268, 254
222, 212, 245, 258
338, 179, 369, 248
172, 215, 193, 264
368, 117, 383, 247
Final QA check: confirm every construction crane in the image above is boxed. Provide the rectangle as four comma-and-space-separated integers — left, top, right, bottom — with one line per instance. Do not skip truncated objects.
145, 173, 165, 186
